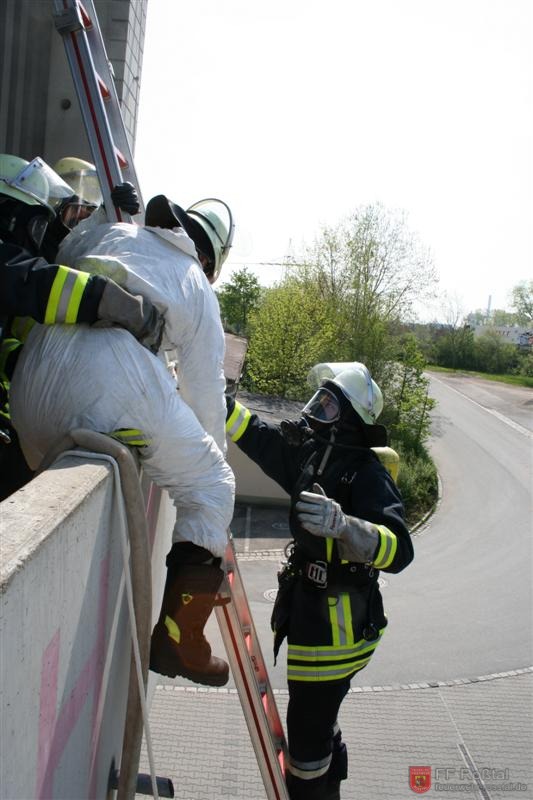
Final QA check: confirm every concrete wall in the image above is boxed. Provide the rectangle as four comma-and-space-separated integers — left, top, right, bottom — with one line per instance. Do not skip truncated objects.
227, 439, 289, 506
0, 456, 172, 799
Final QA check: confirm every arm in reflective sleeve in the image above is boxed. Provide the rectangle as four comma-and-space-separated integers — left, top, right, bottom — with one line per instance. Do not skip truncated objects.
370, 526, 398, 569
225, 397, 252, 442
0, 243, 105, 324
336, 520, 399, 569
224, 395, 299, 494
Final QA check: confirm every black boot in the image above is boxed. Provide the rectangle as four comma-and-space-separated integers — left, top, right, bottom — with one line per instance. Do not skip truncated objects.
149, 544, 229, 686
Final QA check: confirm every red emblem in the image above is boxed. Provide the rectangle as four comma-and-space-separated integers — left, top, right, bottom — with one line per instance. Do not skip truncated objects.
409, 766, 431, 793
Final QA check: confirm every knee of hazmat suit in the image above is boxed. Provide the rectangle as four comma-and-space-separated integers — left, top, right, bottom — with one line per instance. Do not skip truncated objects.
54, 195, 234, 452
10, 324, 235, 558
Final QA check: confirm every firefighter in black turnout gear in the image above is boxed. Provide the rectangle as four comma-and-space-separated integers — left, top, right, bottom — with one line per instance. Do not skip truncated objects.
226, 362, 414, 800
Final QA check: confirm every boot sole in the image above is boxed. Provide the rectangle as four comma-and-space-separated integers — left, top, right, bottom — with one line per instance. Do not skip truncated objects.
150, 660, 229, 687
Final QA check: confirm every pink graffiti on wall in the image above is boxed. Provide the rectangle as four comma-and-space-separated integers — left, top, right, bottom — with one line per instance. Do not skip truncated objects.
36, 555, 110, 800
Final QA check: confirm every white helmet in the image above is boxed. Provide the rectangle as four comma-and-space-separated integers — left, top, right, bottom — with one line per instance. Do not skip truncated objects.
0, 155, 73, 214
53, 156, 103, 206
306, 362, 384, 425
186, 198, 234, 283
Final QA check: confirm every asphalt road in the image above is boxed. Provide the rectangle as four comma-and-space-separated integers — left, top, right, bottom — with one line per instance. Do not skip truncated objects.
163, 372, 533, 690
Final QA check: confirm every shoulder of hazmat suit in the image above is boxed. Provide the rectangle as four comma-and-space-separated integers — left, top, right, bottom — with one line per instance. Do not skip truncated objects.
57, 221, 227, 450
0, 240, 107, 325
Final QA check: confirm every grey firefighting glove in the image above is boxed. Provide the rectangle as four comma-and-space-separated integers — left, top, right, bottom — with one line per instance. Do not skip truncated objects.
97, 279, 164, 354
296, 483, 380, 563
110, 182, 140, 215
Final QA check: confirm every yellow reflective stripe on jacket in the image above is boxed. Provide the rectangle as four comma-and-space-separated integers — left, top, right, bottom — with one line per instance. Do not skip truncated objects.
372, 526, 398, 569
328, 593, 354, 646
287, 656, 373, 682
226, 400, 251, 442
287, 633, 383, 682
326, 537, 334, 563
108, 428, 151, 447
45, 266, 90, 324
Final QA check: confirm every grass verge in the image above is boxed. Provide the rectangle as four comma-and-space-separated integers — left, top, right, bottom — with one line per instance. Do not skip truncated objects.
426, 365, 533, 389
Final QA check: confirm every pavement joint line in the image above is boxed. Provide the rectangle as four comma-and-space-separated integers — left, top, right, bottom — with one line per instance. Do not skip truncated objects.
160, 666, 533, 695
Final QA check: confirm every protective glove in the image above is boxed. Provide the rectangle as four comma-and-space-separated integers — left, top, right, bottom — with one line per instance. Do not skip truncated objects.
97, 279, 164, 354
296, 483, 380, 563
280, 419, 313, 447
296, 483, 347, 538
110, 182, 140, 215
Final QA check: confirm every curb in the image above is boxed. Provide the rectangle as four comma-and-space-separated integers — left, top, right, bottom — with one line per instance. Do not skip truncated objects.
157, 666, 533, 696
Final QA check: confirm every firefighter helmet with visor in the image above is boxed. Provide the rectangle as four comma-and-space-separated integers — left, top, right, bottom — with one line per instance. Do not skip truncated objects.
306, 362, 383, 425
53, 157, 103, 207
0, 155, 74, 215
186, 198, 234, 283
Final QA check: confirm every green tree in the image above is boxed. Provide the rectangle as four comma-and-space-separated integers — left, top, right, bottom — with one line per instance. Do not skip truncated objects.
217, 267, 262, 334
381, 334, 436, 453
434, 325, 475, 369
244, 279, 337, 398
510, 280, 533, 325
474, 330, 517, 374
293, 203, 437, 373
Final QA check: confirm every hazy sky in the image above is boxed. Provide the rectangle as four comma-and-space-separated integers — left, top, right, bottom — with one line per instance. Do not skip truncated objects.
135, 0, 532, 321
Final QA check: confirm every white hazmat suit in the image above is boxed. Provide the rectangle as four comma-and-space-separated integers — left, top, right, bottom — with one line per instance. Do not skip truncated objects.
11, 220, 235, 558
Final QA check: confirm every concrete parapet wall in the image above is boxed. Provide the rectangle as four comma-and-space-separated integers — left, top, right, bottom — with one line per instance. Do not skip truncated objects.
0, 456, 171, 799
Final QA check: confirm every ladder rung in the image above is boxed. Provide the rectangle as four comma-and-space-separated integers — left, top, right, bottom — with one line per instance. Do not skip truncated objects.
77, 0, 93, 29
97, 73, 110, 100
115, 147, 128, 168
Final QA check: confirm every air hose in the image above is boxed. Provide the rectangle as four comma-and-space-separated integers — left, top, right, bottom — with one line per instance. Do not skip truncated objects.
38, 429, 158, 800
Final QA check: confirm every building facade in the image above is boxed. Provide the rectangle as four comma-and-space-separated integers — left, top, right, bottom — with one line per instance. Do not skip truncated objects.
0, 0, 148, 164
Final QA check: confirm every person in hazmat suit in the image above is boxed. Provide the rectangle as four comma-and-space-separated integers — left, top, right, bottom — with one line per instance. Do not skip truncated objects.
10, 192, 236, 687
0, 154, 162, 499
225, 363, 414, 799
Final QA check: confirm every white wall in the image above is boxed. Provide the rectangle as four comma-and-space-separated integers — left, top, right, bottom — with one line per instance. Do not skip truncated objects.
0, 456, 172, 800
227, 438, 289, 507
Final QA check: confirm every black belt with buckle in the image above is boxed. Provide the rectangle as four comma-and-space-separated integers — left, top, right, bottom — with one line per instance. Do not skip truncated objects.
303, 559, 376, 590
305, 560, 328, 588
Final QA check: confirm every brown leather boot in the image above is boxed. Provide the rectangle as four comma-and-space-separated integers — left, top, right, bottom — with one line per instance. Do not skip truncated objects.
150, 557, 229, 686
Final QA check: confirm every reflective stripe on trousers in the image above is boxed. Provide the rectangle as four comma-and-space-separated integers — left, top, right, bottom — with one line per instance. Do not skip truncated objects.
107, 428, 152, 447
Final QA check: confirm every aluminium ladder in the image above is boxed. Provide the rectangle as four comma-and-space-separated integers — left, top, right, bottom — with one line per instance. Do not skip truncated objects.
52, 0, 144, 222
52, 2, 289, 797
216, 538, 288, 799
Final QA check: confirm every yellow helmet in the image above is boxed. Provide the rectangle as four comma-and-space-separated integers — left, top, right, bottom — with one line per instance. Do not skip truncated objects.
53, 156, 103, 206
0, 154, 74, 214
306, 362, 383, 425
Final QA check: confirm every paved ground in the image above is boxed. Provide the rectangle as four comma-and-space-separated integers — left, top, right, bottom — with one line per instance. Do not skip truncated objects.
139, 670, 533, 800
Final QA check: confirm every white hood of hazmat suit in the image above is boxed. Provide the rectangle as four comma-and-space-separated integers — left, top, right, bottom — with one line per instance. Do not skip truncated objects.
10, 222, 234, 557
